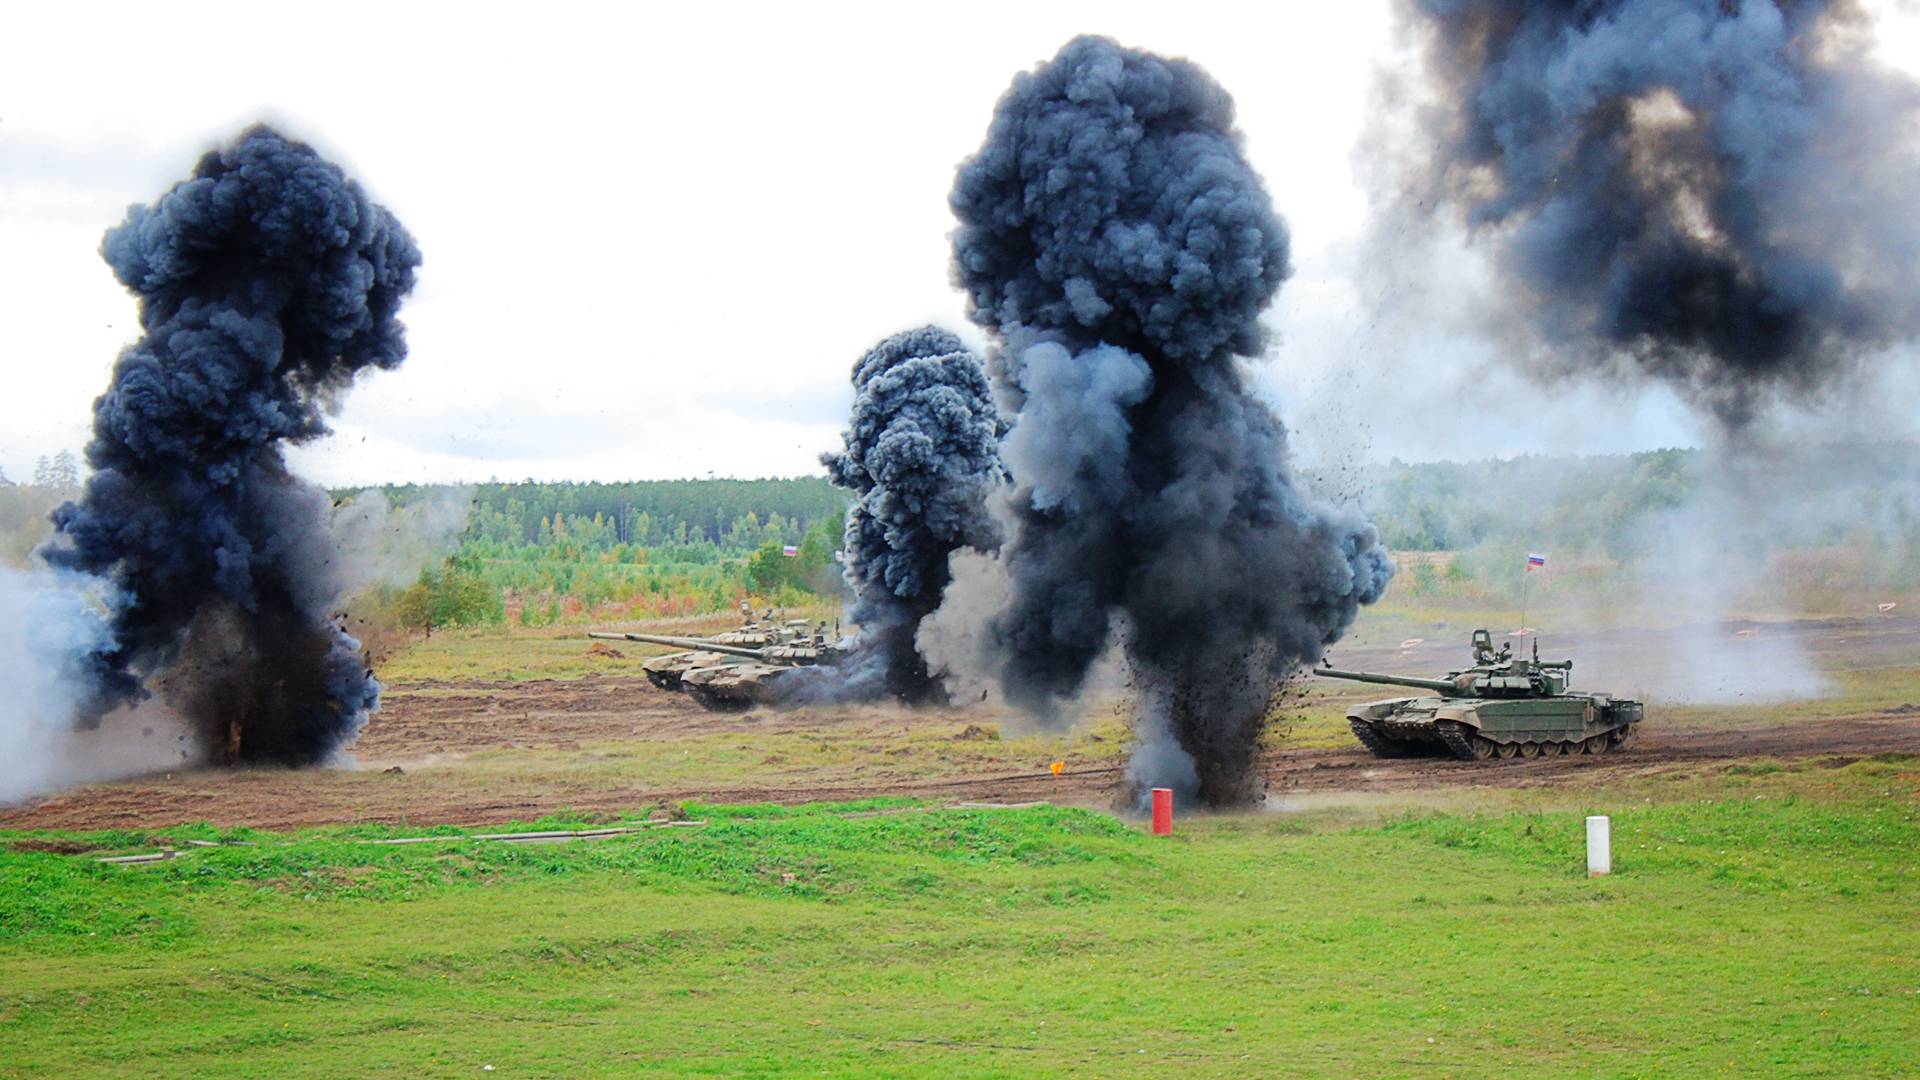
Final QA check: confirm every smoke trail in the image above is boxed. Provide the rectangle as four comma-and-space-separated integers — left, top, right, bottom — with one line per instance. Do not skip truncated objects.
1393, 0, 1920, 426
948, 36, 1393, 805
798, 327, 1002, 702
38, 125, 420, 766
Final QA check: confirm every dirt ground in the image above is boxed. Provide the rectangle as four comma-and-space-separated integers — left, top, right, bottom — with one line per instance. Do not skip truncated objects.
5, 617, 1918, 831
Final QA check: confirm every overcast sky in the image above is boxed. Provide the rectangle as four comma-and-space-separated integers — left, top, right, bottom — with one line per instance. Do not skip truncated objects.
4, 1, 1918, 487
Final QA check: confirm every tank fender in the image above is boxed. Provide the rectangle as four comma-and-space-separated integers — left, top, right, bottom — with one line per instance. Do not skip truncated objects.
1432, 705, 1476, 727
1351, 698, 1419, 721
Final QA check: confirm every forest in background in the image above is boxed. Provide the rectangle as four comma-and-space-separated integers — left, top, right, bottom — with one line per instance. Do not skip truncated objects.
354, 478, 848, 628
1363, 442, 1920, 608
8, 444, 1919, 629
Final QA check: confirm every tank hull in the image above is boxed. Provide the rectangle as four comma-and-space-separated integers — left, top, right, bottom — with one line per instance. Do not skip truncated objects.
679, 662, 794, 711
1348, 694, 1642, 761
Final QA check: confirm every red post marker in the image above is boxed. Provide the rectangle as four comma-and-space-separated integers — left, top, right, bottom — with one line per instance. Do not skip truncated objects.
1151, 787, 1173, 835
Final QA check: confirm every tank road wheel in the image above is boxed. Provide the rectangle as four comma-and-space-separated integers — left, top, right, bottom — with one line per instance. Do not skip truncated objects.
1558, 741, 1579, 756
1583, 734, 1609, 755
1516, 742, 1540, 759
686, 686, 749, 713
1494, 742, 1521, 760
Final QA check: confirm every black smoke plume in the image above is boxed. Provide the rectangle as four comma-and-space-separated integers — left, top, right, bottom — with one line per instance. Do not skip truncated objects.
1397, 0, 1920, 426
810, 327, 1002, 702
948, 36, 1393, 805
41, 126, 421, 765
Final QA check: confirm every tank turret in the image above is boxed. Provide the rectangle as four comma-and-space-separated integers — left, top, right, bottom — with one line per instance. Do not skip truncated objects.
1316, 630, 1574, 699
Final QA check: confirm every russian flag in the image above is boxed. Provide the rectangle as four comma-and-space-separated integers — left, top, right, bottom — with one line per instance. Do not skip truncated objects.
781, 545, 799, 557
1526, 552, 1547, 571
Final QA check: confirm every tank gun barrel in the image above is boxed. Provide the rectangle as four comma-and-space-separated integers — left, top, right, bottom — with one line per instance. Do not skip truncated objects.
1312, 667, 1460, 696
589, 631, 769, 662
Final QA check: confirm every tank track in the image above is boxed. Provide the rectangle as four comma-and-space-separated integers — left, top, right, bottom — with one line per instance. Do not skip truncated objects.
1434, 720, 1485, 761
1348, 719, 1419, 758
1358, 718, 1636, 762
686, 685, 752, 713
1437, 725, 1632, 762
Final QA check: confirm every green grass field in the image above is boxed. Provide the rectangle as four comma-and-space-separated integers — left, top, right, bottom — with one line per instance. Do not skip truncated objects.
5, 757, 1915, 1078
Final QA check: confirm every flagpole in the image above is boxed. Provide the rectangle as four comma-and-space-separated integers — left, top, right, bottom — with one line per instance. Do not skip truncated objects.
1519, 560, 1529, 633
1518, 552, 1543, 632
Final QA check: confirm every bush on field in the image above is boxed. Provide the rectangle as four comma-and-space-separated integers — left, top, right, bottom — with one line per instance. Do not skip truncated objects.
394, 553, 504, 629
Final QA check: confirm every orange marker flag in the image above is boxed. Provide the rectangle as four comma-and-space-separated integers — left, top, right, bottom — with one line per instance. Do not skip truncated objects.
1050, 761, 1064, 776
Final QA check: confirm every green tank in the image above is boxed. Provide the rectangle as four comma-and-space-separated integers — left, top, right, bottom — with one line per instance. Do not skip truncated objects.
601, 604, 784, 690
1314, 630, 1643, 761
588, 624, 843, 711
677, 629, 843, 711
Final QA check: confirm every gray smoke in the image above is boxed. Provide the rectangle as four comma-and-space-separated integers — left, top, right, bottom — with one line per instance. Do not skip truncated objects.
329, 487, 475, 597
1392, 0, 1920, 426
946, 36, 1394, 805
0, 566, 194, 803
811, 327, 1002, 703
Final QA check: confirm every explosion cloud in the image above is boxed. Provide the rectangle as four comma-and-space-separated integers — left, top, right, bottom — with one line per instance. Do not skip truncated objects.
1397, 0, 1920, 425
40, 125, 421, 766
818, 327, 1003, 702
948, 36, 1393, 804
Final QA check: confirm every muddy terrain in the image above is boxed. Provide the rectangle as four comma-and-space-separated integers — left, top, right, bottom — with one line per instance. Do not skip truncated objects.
4, 617, 1916, 831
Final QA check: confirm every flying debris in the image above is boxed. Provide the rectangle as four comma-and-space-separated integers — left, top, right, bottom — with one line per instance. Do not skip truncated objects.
40, 125, 421, 766
946, 36, 1393, 805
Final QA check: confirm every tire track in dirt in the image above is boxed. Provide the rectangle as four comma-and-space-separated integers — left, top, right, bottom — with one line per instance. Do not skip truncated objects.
4, 702, 1911, 830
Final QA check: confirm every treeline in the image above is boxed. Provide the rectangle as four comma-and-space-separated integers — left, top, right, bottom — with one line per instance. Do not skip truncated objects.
362, 478, 846, 553
354, 478, 853, 629
1361, 443, 1920, 602
1363, 444, 1920, 558
0, 482, 74, 565
1364, 448, 1692, 559
0, 450, 81, 491
21, 451, 1916, 631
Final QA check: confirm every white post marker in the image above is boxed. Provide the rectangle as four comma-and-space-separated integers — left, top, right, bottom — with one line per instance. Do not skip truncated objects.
1587, 815, 1612, 878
